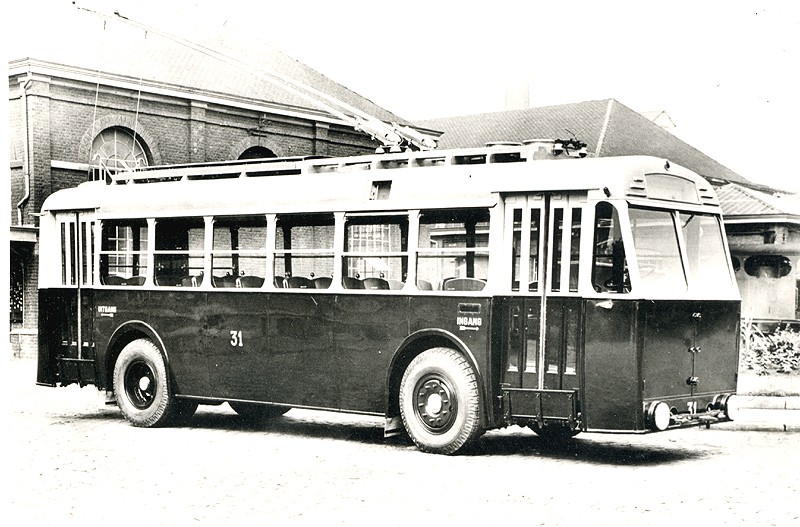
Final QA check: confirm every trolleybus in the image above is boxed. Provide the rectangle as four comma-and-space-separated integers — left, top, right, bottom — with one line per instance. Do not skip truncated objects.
37, 141, 740, 454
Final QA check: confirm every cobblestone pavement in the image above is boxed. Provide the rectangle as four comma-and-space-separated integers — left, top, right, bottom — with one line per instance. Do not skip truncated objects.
4, 358, 799, 527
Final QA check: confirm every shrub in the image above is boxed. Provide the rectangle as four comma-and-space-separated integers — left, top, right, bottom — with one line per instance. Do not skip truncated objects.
740, 322, 800, 375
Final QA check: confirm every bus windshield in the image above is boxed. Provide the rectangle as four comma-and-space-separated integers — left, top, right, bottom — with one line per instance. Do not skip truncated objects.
629, 207, 733, 296
679, 212, 733, 294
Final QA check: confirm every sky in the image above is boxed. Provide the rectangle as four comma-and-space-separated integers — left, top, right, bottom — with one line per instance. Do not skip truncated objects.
6, 0, 800, 191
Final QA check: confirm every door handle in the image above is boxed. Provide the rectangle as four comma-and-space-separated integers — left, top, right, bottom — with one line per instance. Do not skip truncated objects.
511, 307, 521, 336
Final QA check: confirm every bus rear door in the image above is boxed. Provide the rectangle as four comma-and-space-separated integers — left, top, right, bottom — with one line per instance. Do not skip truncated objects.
39, 211, 96, 386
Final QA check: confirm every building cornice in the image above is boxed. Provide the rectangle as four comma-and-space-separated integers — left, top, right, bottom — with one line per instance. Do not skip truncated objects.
9, 57, 352, 128
10, 225, 38, 243
723, 214, 800, 225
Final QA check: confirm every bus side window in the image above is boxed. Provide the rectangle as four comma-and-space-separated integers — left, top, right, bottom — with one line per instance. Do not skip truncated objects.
343, 214, 408, 290
417, 208, 490, 291
592, 202, 630, 293
154, 217, 205, 287
212, 216, 268, 288
99, 219, 149, 286
275, 213, 335, 288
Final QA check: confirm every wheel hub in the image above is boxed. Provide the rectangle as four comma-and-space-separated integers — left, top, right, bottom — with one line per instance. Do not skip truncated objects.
125, 360, 156, 410
415, 375, 457, 433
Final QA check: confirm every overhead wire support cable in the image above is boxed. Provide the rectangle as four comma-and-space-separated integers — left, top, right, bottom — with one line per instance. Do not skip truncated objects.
72, 2, 437, 151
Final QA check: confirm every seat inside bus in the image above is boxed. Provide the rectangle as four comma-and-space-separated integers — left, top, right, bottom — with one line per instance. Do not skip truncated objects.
442, 277, 486, 291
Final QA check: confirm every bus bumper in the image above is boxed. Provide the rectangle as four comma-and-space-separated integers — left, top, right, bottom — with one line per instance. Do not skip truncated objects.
645, 394, 735, 432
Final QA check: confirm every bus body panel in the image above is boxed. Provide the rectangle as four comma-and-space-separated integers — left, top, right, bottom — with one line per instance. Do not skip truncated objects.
94, 289, 171, 389
136, 290, 210, 395
693, 301, 741, 395
583, 298, 641, 431
39, 288, 495, 420
640, 300, 740, 405
408, 295, 493, 399
260, 292, 337, 407
333, 294, 410, 412
205, 291, 279, 402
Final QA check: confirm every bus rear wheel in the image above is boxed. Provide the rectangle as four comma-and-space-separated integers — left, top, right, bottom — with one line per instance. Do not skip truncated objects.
229, 401, 291, 420
399, 347, 482, 455
113, 338, 187, 427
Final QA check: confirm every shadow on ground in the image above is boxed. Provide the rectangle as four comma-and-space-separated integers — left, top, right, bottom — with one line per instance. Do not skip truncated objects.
65, 404, 702, 465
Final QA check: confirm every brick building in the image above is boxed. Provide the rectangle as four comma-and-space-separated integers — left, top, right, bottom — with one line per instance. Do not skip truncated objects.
7, 7, 435, 357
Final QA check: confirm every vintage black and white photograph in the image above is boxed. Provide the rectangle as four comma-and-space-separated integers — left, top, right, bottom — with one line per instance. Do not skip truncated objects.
4, 1, 800, 525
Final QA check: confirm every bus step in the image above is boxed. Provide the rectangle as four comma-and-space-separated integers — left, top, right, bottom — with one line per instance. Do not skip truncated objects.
57, 357, 97, 387
502, 387, 579, 425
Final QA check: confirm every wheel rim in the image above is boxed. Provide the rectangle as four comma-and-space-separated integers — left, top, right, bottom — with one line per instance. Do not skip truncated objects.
124, 359, 157, 410
414, 374, 457, 433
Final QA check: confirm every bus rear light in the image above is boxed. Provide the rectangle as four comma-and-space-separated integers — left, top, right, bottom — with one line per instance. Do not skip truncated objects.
646, 401, 671, 431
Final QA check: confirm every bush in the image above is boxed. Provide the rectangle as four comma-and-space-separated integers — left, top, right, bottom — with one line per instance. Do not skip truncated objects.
740, 323, 800, 375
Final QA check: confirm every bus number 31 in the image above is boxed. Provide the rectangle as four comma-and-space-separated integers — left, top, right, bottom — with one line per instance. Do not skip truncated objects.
230, 330, 243, 347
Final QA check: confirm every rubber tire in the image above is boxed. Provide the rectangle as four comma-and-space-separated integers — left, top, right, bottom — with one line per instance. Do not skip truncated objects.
113, 339, 180, 427
399, 347, 482, 455
229, 401, 291, 420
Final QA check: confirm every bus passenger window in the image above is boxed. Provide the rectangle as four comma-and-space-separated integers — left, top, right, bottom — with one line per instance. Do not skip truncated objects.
568, 208, 582, 292
551, 209, 563, 292
212, 216, 267, 288
275, 214, 334, 288
510, 209, 542, 292
343, 215, 408, 290
417, 209, 490, 291
592, 202, 629, 293
100, 219, 149, 286
551, 202, 583, 292
154, 217, 205, 287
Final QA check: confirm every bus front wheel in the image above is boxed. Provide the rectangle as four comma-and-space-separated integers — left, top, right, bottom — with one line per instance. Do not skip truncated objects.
113, 338, 189, 427
399, 347, 482, 455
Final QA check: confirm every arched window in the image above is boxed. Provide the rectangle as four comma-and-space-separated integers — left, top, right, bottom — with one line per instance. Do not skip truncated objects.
91, 127, 149, 177
238, 146, 276, 160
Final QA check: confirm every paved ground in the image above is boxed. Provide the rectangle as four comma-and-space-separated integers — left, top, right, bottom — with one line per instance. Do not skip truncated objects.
4, 357, 800, 526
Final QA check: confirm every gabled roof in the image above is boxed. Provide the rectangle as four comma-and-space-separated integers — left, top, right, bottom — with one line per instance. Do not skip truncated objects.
7, 2, 410, 127
416, 99, 752, 186
716, 183, 800, 219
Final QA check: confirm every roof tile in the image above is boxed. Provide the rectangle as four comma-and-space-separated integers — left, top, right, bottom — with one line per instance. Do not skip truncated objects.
417, 99, 751, 185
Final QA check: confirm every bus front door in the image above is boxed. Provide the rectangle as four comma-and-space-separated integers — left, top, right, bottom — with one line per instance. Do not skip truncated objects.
503, 193, 585, 427
542, 193, 584, 395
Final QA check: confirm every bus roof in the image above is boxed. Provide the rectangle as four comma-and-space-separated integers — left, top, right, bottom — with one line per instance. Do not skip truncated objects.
41, 146, 719, 216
